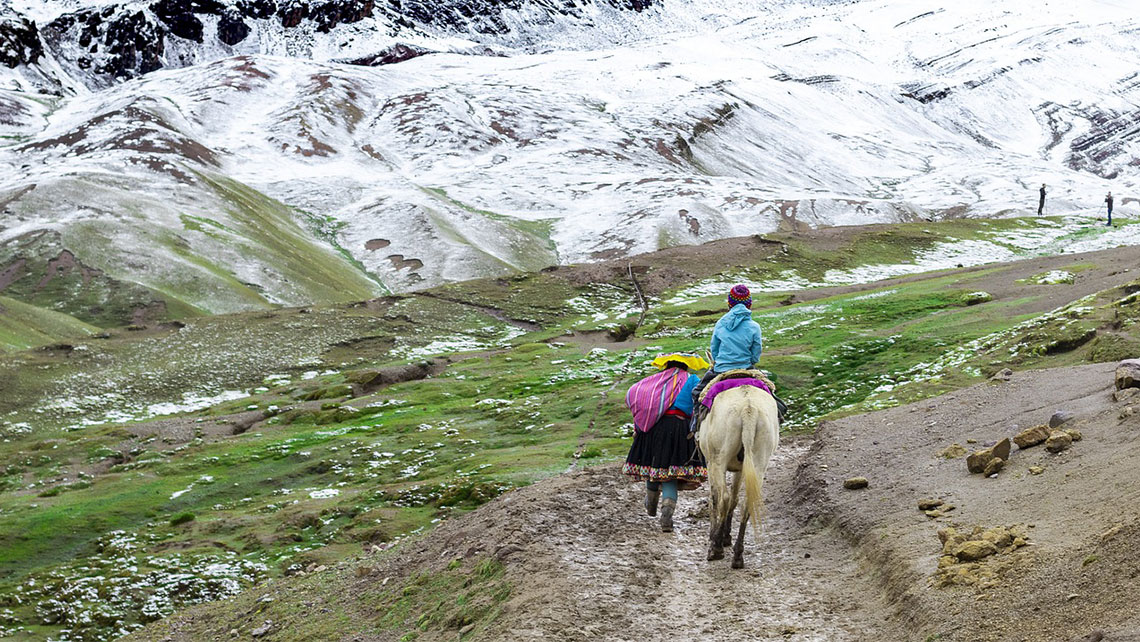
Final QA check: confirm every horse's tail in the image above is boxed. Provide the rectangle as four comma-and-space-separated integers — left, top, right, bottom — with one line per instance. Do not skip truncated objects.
740, 392, 766, 532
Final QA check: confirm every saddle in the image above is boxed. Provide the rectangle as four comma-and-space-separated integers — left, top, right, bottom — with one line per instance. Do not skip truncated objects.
698, 369, 775, 406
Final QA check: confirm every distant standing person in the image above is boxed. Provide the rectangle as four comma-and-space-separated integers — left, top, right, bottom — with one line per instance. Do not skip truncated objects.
1106, 192, 1114, 226
1038, 184, 1046, 216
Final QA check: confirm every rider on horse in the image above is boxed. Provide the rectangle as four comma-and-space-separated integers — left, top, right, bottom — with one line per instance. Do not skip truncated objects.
690, 285, 763, 432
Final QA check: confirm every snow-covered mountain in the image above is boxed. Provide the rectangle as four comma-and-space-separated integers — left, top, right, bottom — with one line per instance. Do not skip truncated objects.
1, 0, 1139, 319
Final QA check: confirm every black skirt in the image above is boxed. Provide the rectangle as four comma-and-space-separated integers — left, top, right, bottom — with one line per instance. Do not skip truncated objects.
622, 413, 708, 483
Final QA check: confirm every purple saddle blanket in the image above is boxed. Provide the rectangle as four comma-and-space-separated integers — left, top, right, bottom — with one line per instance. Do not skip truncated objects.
701, 378, 773, 409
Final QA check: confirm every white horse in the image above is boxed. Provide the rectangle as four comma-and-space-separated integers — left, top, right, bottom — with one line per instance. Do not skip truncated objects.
698, 386, 780, 568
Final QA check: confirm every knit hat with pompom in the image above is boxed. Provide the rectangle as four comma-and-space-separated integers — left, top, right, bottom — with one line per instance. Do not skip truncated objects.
728, 284, 752, 308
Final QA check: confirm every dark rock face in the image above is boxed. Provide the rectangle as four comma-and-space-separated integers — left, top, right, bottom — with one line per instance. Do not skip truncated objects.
164, 12, 206, 42
344, 42, 428, 66
238, 0, 280, 19
218, 10, 252, 45
277, 0, 309, 27
43, 8, 167, 79
0, 16, 43, 68
27, 0, 661, 85
311, 0, 376, 33
99, 10, 167, 77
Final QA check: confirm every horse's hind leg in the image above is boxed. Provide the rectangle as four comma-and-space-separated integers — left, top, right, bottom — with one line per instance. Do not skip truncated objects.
706, 495, 724, 560
718, 472, 741, 548
731, 507, 749, 569
706, 467, 727, 561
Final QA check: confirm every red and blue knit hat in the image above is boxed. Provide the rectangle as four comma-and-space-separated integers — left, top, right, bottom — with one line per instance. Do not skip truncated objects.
728, 284, 752, 308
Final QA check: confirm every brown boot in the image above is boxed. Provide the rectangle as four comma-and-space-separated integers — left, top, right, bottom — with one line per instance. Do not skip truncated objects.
645, 489, 660, 517
659, 499, 676, 532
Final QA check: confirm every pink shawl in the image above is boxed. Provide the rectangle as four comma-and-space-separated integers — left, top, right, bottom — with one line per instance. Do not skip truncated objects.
626, 368, 687, 433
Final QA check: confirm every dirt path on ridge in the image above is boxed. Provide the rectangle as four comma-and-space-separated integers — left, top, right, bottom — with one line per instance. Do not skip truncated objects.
482, 443, 901, 641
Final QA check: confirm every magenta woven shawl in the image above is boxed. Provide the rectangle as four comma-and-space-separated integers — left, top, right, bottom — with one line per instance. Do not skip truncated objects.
626, 368, 687, 433
700, 378, 772, 409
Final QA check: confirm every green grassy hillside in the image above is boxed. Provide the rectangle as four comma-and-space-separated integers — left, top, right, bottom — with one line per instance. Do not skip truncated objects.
0, 295, 100, 352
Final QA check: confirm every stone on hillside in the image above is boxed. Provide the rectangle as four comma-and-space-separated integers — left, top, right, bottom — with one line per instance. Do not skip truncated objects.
252, 622, 272, 637
966, 438, 1009, 474
301, 384, 353, 401
1014, 424, 1051, 449
938, 443, 967, 459
1114, 359, 1140, 390
963, 291, 993, 305
990, 368, 1013, 381
992, 437, 1011, 461
981, 527, 1013, 549
966, 449, 994, 474
938, 527, 966, 551
918, 498, 944, 511
1114, 388, 1139, 403
1122, 406, 1136, 419
1045, 431, 1073, 453
843, 477, 869, 490
1029, 465, 1045, 475
954, 539, 998, 561
983, 457, 1004, 477
1049, 410, 1075, 428
1064, 428, 1083, 442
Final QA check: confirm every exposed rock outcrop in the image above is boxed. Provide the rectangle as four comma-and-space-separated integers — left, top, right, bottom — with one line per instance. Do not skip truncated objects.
1115, 359, 1140, 390
0, 15, 44, 68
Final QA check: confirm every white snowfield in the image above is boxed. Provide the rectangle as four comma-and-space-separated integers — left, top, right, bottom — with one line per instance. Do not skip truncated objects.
1, 0, 1138, 303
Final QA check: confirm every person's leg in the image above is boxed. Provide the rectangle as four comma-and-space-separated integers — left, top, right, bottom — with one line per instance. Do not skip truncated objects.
645, 481, 661, 516
659, 481, 679, 532
691, 370, 717, 404
690, 370, 718, 434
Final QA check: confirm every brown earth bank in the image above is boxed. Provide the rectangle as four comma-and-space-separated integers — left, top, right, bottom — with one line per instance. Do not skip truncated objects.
795, 361, 1140, 642
131, 361, 1140, 642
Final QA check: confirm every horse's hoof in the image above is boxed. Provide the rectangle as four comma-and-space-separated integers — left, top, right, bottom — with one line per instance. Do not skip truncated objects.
731, 557, 745, 569
707, 548, 725, 561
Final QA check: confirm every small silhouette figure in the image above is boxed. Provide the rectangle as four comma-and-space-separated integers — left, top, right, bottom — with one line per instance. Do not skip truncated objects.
1106, 192, 1114, 226
1038, 184, 1046, 215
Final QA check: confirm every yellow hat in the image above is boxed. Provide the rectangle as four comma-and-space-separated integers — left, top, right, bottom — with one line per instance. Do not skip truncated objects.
651, 353, 711, 371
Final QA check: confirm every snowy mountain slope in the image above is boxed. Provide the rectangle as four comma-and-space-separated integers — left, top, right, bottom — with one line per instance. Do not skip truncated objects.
1, 0, 710, 92
0, 84, 384, 320
1, 0, 1139, 311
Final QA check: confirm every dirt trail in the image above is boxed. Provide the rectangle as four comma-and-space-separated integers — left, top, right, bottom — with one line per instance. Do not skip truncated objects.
489, 445, 901, 642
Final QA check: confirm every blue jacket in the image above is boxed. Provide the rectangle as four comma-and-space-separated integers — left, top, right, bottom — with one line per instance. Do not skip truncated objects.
711, 305, 763, 372
668, 373, 700, 416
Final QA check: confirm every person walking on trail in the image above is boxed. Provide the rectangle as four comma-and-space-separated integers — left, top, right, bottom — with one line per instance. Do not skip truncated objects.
623, 353, 710, 532
1038, 184, 1047, 216
1106, 192, 1114, 226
